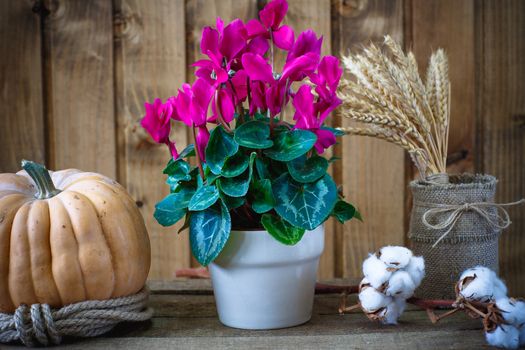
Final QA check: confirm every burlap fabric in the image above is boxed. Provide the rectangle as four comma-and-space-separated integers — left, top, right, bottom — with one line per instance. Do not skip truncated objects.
408, 174, 499, 299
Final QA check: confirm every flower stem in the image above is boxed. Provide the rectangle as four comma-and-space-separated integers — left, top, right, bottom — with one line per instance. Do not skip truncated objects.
192, 126, 205, 180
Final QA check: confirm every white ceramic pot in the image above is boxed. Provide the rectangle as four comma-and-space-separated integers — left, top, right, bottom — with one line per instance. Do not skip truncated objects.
209, 225, 324, 330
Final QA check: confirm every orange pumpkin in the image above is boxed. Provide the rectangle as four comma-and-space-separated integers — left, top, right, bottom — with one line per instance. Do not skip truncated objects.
0, 160, 150, 313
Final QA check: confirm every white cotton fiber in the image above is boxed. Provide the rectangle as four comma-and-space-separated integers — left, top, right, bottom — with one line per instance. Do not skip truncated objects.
380, 301, 402, 325
496, 298, 525, 326
359, 285, 391, 312
385, 271, 416, 299
519, 325, 525, 346
485, 324, 520, 349
493, 274, 509, 300
405, 255, 425, 288
378, 246, 413, 269
458, 266, 499, 302
362, 254, 392, 289
359, 246, 425, 326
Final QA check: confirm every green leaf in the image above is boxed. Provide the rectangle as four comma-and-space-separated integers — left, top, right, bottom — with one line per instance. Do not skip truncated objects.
205, 126, 239, 175
261, 213, 306, 245
154, 186, 195, 226
189, 200, 231, 266
264, 129, 317, 161
331, 200, 357, 224
234, 120, 273, 149
216, 152, 256, 197
188, 185, 220, 211
273, 173, 337, 230
222, 151, 249, 178
178, 214, 191, 233
354, 209, 363, 222
175, 144, 196, 160
255, 157, 270, 179
163, 159, 191, 181
250, 179, 275, 214
221, 193, 245, 210
287, 155, 329, 183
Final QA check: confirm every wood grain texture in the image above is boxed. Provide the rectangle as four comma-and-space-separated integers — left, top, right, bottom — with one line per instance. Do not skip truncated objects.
2, 280, 487, 349
476, 0, 525, 295
43, 0, 116, 177
331, 0, 406, 278
114, 0, 191, 280
0, 0, 45, 172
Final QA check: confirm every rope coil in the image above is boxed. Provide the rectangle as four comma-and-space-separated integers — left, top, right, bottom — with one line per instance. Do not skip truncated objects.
0, 288, 153, 347
418, 199, 525, 248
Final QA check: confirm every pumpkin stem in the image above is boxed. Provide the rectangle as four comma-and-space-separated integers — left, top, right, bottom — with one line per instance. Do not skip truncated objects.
21, 160, 61, 199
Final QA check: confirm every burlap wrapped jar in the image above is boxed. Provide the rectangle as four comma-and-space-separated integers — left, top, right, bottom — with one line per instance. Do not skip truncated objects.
408, 174, 501, 300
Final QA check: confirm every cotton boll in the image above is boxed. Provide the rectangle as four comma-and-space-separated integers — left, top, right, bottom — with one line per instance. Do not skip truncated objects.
359, 285, 391, 312
405, 255, 425, 288
519, 325, 525, 346
394, 297, 407, 315
378, 246, 413, 269
492, 275, 509, 300
380, 301, 402, 325
362, 254, 392, 289
496, 298, 525, 326
385, 271, 416, 299
485, 324, 520, 349
457, 266, 499, 302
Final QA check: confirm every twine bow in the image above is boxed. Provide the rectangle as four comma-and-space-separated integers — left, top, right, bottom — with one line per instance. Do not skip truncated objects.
418, 199, 525, 248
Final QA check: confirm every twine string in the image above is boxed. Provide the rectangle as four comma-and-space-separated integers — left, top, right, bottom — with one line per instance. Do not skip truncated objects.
0, 287, 153, 347
418, 199, 525, 248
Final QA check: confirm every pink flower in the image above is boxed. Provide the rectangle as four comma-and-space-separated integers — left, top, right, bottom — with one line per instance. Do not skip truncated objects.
241, 51, 319, 116
194, 18, 247, 86
171, 78, 215, 160
309, 55, 343, 121
141, 98, 179, 159
245, 0, 294, 50
293, 85, 338, 154
287, 30, 322, 62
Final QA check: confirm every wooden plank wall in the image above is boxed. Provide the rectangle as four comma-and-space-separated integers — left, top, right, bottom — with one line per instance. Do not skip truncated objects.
0, 0, 523, 294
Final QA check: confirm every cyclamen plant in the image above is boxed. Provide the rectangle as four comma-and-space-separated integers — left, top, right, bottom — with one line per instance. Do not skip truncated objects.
141, 0, 359, 266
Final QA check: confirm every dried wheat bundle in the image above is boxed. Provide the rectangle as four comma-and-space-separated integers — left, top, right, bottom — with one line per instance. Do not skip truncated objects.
337, 35, 450, 179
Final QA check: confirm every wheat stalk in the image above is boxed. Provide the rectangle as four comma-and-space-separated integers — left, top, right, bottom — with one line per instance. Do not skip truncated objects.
337, 36, 451, 179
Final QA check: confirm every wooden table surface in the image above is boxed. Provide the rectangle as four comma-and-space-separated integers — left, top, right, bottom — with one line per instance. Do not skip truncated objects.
3, 280, 494, 349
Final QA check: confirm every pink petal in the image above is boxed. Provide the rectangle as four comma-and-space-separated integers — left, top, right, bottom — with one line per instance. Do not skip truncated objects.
249, 80, 267, 114
287, 30, 322, 62
246, 36, 269, 56
230, 69, 248, 102
191, 79, 215, 126
292, 85, 315, 128
318, 55, 342, 92
216, 17, 224, 35
196, 126, 210, 161
241, 53, 275, 83
282, 52, 319, 82
141, 98, 172, 143
314, 129, 336, 154
218, 89, 235, 123
220, 19, 246, 60
266, 83, 286, 117
201, 27, 219, 57
316, 95, 342, 125
259, 0, 288, 29
245, 19, 267, 38
272, 25, 294, 50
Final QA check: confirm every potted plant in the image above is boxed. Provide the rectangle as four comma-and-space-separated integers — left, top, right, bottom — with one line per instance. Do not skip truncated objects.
141, 0, 359, 329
